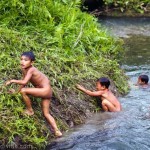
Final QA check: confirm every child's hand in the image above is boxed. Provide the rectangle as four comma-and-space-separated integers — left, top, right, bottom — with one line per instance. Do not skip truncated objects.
76, 84, 88, 94
76, 84, 81, 89
8, 88, 16, 94
76, 84, 84, 90
5, 80, 11, 86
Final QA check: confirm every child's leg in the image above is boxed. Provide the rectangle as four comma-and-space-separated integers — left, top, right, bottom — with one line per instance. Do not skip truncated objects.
41, 99, 62, 137
20, 87, 51, 115
20, 87, 62, 136
102, 99, 118, 112
20, 87, 52, 98
21, 89, 34, 115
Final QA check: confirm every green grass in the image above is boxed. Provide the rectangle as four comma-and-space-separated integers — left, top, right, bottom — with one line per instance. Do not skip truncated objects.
0, 0, 129, 148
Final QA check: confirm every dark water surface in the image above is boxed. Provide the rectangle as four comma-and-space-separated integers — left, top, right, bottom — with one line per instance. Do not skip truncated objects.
46, 17, 150, 150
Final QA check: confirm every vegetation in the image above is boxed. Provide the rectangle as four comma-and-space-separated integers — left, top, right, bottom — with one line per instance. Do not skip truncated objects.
0, 0, 129, 149
103, 0, 150, 14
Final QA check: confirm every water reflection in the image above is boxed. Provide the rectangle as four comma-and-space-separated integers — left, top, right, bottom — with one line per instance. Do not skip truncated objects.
99, 17, 150, 38
123, 35, 150, 66
46, 17, 150, 150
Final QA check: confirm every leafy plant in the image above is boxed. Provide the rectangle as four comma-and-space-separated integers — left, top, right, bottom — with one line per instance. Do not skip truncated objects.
103, 0, 150, 13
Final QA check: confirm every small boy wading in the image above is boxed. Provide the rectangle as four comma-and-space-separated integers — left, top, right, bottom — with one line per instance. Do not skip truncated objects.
6, 51, 62, 137
76, 77, 121, 112
136, 74, 149, 88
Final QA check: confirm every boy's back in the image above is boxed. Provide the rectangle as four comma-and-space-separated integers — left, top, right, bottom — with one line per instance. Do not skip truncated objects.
100, 90, 121, 111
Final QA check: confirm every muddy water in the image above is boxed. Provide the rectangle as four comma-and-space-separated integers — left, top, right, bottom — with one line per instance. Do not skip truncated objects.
46, 17, 150, 150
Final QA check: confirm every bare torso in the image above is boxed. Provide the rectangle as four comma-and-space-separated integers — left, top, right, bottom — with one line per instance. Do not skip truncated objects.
23, 66, 50, 88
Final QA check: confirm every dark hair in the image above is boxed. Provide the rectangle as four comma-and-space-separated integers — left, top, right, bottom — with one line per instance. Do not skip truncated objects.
97, 77, 110, 89
21, 51, 35, 61
139, 75, 149, 84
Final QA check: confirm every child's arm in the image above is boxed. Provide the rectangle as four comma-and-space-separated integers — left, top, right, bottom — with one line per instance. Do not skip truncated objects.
6, 69, 33, 86
76, 84, 103, 96
16, 72, 26, 92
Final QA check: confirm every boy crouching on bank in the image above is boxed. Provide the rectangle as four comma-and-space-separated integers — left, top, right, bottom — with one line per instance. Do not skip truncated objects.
76, 77, 121, 112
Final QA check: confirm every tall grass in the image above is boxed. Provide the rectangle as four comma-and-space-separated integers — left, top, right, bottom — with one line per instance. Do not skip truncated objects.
0, 0, 129, 148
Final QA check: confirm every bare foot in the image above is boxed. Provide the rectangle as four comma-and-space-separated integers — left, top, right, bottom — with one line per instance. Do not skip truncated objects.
23, 109, 34, 116
55, 130, 62, 137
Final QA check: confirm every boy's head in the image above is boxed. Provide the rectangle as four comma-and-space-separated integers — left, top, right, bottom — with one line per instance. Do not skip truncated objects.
96, 77, 110, 90
21, 51, 35, 61
138, 75, 149, 85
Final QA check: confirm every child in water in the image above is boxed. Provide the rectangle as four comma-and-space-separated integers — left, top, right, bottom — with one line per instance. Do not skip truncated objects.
76, 77, 121, 112
136, 74, 149, 88
6, 51, 62, 137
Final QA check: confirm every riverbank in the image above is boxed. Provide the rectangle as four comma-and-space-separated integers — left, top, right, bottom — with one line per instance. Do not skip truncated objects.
0, 1, 129, 149
90, 7, 150, 17
83, 0, 150, 17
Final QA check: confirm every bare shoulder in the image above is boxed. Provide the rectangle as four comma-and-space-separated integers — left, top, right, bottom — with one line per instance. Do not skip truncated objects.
107, 90, 118, 99
26, 66, 37, 74
29, 66, 37, 71
30, 66, 44, 77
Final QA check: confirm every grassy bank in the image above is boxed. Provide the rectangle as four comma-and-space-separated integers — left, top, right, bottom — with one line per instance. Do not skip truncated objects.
0, 0, 129, 149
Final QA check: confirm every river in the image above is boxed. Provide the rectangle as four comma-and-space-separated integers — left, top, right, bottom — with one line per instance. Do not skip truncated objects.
46, 17, 150, 150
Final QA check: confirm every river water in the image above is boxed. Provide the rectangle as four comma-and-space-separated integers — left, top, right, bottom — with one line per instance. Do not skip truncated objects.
46, 17, 150, 150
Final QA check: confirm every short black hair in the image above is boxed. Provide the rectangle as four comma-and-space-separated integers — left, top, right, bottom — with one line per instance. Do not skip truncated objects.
21, 51, 35, 61
139, 75, 149, 84
97, 77, 110, 89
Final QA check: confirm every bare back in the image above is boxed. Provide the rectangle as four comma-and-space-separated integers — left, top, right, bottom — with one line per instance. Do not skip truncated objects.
101, 90, 121, 110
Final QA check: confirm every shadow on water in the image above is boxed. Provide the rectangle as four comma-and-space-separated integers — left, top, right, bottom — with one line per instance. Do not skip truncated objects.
46, 18, 150, 150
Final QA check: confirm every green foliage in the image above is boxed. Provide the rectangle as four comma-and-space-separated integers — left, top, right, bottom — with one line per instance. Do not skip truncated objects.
0, 0, 129, 148
103, 0, 150, 13
0, 93, 50, 149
